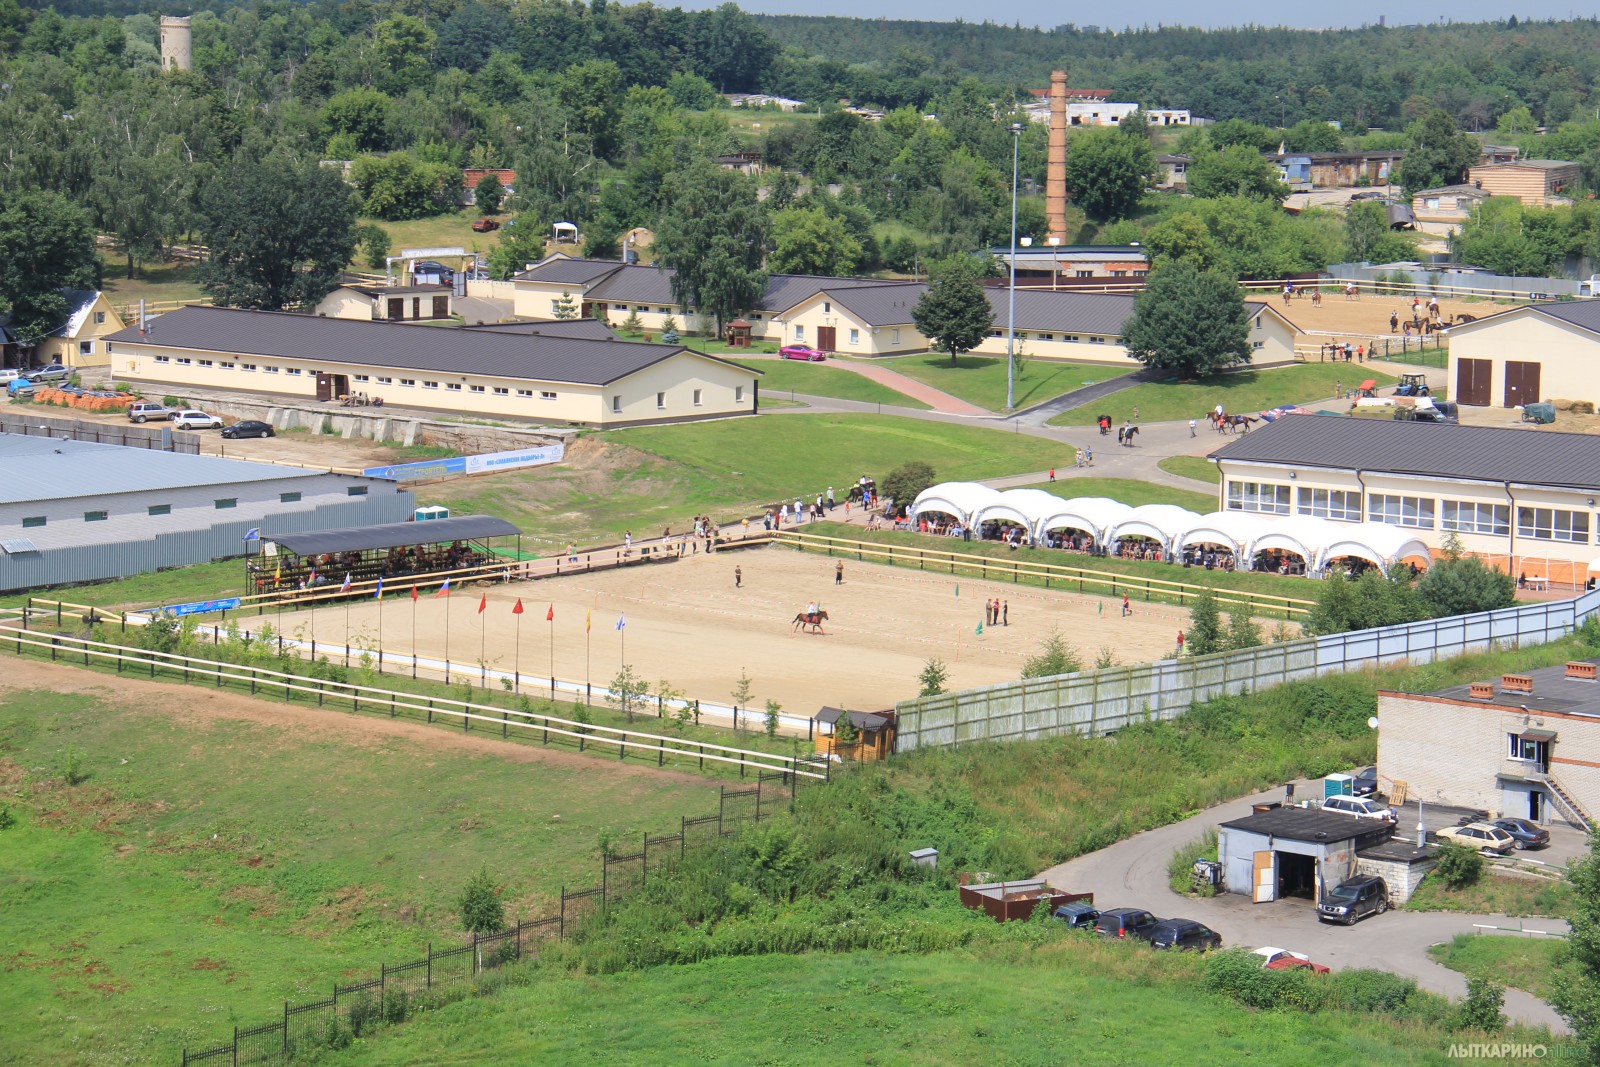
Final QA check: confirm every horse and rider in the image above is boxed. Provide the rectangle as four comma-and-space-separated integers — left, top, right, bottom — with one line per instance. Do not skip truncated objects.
792, 601, 830, 634
1206, 410, 1257, 435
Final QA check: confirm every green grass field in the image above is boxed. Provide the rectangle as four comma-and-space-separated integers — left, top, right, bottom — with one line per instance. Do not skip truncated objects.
1429, 934, 1574, 1002
0, 559, 246, 611
307, 944, 1477, 1067
0, 686, 724, 1064
750, 359, 930, 408
1049, 363, 1396, 426
876, 353, 1122, 412
1406, 872, 1575, 918
1007, 476, 1217, 514
1158, 455, 1223, 485
102, 262, 208, 307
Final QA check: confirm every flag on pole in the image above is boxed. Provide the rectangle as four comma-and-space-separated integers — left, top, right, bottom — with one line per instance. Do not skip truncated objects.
340, 572, 351, 592
615, 614, 626, 631
955, 582, 959, 598
274, 558, 281, 582
308, 569, 316, 585
242, 528, 261, 541
976, 620, 984, 635
512, 599, 524, 616
410, 584, 418, 601
545, 603, 554, 621
436, 579, 451, 598
374, 578, 383, 598
586, 609, 592, 633
477, 593, 487, 614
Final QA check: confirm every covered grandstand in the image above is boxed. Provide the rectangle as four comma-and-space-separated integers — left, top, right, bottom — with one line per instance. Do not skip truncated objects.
907, 483, 1432, 575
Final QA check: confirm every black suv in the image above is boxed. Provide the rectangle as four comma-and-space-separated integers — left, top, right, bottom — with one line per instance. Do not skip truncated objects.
1148, 918, 1222, 951
1094, 907, 1160, 941
1051, 901, 1100, 931
1317, 875, 1389, 925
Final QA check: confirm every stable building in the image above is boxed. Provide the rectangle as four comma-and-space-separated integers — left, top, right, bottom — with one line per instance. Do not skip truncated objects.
1446, 300, 1600, 410
314, 284, 454, 323
1210, 414, 1600, 584
1378, 659, 1600, 830
1466, 159, 1579, 206
0, 433, 411, 593
104, 305, 762, 427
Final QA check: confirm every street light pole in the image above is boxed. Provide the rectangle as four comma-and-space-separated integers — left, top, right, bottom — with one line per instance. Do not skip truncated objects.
1007, 121, 1021, 412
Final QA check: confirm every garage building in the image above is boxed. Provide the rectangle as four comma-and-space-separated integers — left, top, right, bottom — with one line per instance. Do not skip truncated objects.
1217, 805, 1395, 905
1447, 300, 1600, 411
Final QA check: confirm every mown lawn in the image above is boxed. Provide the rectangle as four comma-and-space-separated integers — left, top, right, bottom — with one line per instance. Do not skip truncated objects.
1049, 363, 1396, 426
0, 559, 247, 611
313, 943, 1477, 1067
0, 686, 721, 1065
101, 261, 208, 306
1158, 455, 1223, 484
750, 359, 930, 408
1429, 933, 1575, 1002
366, 210, 504, 264
877, 352, 1123, 411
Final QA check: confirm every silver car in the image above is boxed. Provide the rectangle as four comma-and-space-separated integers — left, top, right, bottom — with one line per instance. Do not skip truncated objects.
171, 409, 224, 430
1321, 795, 1397, 822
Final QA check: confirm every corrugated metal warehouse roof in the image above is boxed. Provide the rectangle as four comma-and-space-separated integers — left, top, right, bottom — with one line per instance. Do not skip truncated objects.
0, 433, 327, 505
104, 306, 737, 387
464, 319, 616, 340
1210, 415, 1600, 491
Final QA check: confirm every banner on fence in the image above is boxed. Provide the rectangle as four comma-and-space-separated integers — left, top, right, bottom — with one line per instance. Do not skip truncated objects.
164, 597, 242, 616
363, 443, 565, 481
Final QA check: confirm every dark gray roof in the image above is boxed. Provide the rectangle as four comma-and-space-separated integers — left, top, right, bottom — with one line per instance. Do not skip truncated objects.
816, 706, 891, 730
1408, 658, 1600, 718
511, 257, 625, 286
1480, 158, 1577, 170
1209, 414, 1600, 492
986, 289, 1136, 336
464, 319, 615, 340
105, 306, 730, 387
1218, 804, 1387, 844
755, 273, 882, 312
1357, 840, 1434, 863
825, 284, 926, 326
271, 514, 521, 557
586, 264, 680, 305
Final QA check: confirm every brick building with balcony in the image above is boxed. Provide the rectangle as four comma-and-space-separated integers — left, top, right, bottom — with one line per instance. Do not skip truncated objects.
1376, 660, 1599, 832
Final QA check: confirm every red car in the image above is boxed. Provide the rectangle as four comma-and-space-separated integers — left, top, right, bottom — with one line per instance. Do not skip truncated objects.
779, 344, 826, 361
1253, 947, 1330, 974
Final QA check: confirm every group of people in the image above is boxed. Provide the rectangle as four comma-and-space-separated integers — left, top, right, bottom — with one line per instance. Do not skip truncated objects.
1181, 547, 1236, 572
982, 598, 1009, 627
1323, 340, 1374, 363
765, 476, 880, 531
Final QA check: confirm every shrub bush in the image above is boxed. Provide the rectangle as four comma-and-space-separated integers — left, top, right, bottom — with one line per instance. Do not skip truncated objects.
1452, 975, 1505, 1032
1166, 828, 1218, 895
1434, 842, 1485, 889
344, 990, 380, 1037
1327, 968, 1418, 1014
1204, 948, 1321, 1011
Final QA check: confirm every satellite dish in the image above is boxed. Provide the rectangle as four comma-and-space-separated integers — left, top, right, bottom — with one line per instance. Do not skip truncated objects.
1367, 716, 1380, 730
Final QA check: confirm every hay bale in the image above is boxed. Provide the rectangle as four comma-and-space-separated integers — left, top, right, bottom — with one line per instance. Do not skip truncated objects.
1572, 400, 1596, 415
1553, 398, 1575, 411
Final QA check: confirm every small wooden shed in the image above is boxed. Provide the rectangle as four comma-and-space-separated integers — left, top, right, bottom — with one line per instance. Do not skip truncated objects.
815, 706, 896, 762
724, 319, 754, 348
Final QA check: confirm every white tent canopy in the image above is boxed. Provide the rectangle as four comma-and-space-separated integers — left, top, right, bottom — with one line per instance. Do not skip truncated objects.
909, 482, 1002, 526
973, 489, 1077, 533
1106, 504, 1204, 553
1175, 511, 1268, 555
1035, 497, 1133, 545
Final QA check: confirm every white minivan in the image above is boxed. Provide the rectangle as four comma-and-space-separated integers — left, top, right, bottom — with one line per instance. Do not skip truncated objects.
1322, 795, 1397, 822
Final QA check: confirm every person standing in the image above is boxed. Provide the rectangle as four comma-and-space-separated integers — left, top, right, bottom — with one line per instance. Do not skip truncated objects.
835, 560, 844, 585
1048, 467, 1056, 482
1188, 418, 1197, 437
1002, 600, 1008, 626
735, 565, 742, 588
1177, 629, 1185, 655
827, 486, 835, 510
1121, 593, 1131, 617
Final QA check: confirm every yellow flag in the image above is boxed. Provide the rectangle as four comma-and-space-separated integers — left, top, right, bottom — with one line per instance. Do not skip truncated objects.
585, 609, 592, 633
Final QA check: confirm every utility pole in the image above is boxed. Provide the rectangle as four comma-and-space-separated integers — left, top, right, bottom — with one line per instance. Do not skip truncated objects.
1006, 122, 1022, 412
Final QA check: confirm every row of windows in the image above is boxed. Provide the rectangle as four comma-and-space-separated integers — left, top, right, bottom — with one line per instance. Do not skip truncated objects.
148, 359, 565, 400
1227, 481, 1593, 543
18, 487, 366, 527
793, 325, 902, 345
986, 330, 1117, 344
610, 386, 741, 414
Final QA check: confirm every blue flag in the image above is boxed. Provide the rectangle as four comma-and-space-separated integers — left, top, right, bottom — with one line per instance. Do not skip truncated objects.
615, 613, 626, 631
242, 528, 261, 541
374, 578, 383, 598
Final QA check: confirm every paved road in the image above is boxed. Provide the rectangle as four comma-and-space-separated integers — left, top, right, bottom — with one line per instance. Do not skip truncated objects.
1038, 780, 1574, 1032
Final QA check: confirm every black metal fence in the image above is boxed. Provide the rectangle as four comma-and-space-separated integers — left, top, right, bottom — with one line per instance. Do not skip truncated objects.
179, 773, 824, 1066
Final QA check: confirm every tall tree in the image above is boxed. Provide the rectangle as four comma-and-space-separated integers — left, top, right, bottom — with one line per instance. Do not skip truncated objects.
1060, 127, 1154, 222
0, 191, 99, 347
653, 159, 767, 336
911, 256, 994, 367
1186, 144, 1289, 202
198, 157, 357, 311
768, 206, 861, 276
1398, 109, 1479, 194
1120, 262, 1251, 378
1553, 833, 1600, 1060
474, 172, 505, 215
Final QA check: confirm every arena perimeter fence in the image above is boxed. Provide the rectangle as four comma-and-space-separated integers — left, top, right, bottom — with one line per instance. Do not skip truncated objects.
176, 774, 805, 1066
892, 587, 1600, 752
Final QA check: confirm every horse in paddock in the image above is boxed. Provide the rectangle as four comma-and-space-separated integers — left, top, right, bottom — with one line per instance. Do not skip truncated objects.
791, 609, 830, 634
1117, 425, 1141, 447
1223, 414, 1258, 433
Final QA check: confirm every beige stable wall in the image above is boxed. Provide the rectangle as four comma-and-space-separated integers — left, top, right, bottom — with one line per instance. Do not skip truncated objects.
1449, 311, 1597, 409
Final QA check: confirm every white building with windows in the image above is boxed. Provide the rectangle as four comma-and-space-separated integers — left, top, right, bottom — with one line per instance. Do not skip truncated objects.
1210, 415, 1600, 584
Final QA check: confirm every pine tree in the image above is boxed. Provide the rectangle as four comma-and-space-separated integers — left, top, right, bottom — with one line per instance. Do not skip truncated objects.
1225, 610, 1261, 651
552, 290, 578, 320
1187, 590, 1223, 655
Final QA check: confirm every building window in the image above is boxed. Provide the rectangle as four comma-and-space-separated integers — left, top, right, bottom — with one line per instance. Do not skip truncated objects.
517, 389, 533, 397
399, 378, 415, 387
1297, 487, 1361, 522
735, 386, 744, 402
1076, 270, 1093, 278
84, 510, 108, 522
693, 388, 702, 406
849, 329, 859, 345
1255, 318, 1263, 330
446, 382, 461, 391
1065, 335, 1079, 342
1252, 341, 1263, 350
492, 386, 508, 395
21, 516, 45, 528
264, 366, 278, 374
423, 381, 438, 389
286, 368, 302, 376
1041, 333, 1054, 342
354, 374, 369, 383
611, 395, 622, 413
656, 391, 666, 409
541, 391, 556, 400
794, 325, 804, 340
197, 359, 213, 367
1089, 336, 1103, 343
220, 362, 234, 369
347, 486, 368, 497
242, 363, 256, 371
214, 498, 237, 510
279, 492, 301, 503
1509, 733, 1545, 761
1442, 501, 1510, 537
1226, 480, 1291, 515
469, 384, 485, 393
1517, 506, 1589, 543
891, 329, 900, 344
551, 300, 562, 315
657, 307, 670, 315
94, 311, 106, 324
176, 357, 192, 365
147, 504, 171, 517
155, 355, 170, 363
1369, 494, 1435, 529
823, 301, 831, 313
80, 341, 93, 356
377, 376, 393, 384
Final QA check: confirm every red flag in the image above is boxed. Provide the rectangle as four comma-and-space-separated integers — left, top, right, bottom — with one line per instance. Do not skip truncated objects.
545, 603, 554, 622
410, 584, 418, 601
512, 598, 524, 615
477, 592, 487, 614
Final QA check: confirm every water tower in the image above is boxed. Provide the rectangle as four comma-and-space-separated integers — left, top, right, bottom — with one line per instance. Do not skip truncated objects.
159, 16, 192, 72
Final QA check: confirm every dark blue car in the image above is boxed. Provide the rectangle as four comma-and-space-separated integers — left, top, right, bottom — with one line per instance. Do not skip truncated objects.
1491, 818, 1551, 850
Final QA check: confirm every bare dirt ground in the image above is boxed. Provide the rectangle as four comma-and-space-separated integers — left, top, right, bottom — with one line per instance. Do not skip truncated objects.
1273, 291, 1520, 340
0, 654, 708, 783
296, 545, 1193, 713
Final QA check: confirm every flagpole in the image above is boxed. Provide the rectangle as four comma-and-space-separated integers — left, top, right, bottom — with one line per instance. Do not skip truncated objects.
514, 609, 522, 694
376, 584, 383, 674
548, 612, 554, 700
585, 612, 592, 702
411, 588, 418, 678
480, 597, 487, 688
444, 594, 451, 685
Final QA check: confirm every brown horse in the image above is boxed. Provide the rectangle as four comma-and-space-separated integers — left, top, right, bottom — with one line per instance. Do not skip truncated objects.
791, 609, 830, 634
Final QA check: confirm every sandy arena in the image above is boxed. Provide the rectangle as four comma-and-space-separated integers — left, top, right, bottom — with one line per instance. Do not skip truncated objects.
289, 545, 1197, 713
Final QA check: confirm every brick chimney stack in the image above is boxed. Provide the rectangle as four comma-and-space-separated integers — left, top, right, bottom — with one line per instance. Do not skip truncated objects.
1046, 70, 1069, 245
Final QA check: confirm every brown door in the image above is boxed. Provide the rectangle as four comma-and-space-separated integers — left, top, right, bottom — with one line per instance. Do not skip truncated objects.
1504, 360, 1541, 408
432, 296, 449, 318
315, 373, 334, 402
1252, 851, 1276, 903
817, 326, 837, 352
1456, 357, 1491, 406
411, 297, 421, 319
386, 298, 403, 321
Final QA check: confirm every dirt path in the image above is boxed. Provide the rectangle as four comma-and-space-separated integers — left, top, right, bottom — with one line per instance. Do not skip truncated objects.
0, 656, 711, 786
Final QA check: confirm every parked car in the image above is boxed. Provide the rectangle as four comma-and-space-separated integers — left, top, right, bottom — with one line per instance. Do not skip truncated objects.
413, 260, 454, 281
171, 409, 223, 430
1393, 401, 1458, 423
1253, 947, 1330, 973
220, 420, 275, 439
1351, 766, 1379, 797
127, 401, 175, 423
0, 369, 20, 384
470, 217, 499, 233
1436, 822, 1517, 855
1149, 918, 1222, 951
1094, 907, 1161, 942
29, 363, 70, 382
1322, 795, 1397, 822
1490, 817, 1551, 851
1318, 875, 1389, 925
1050, 901, 1101, 931
779, 344, 827, 362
